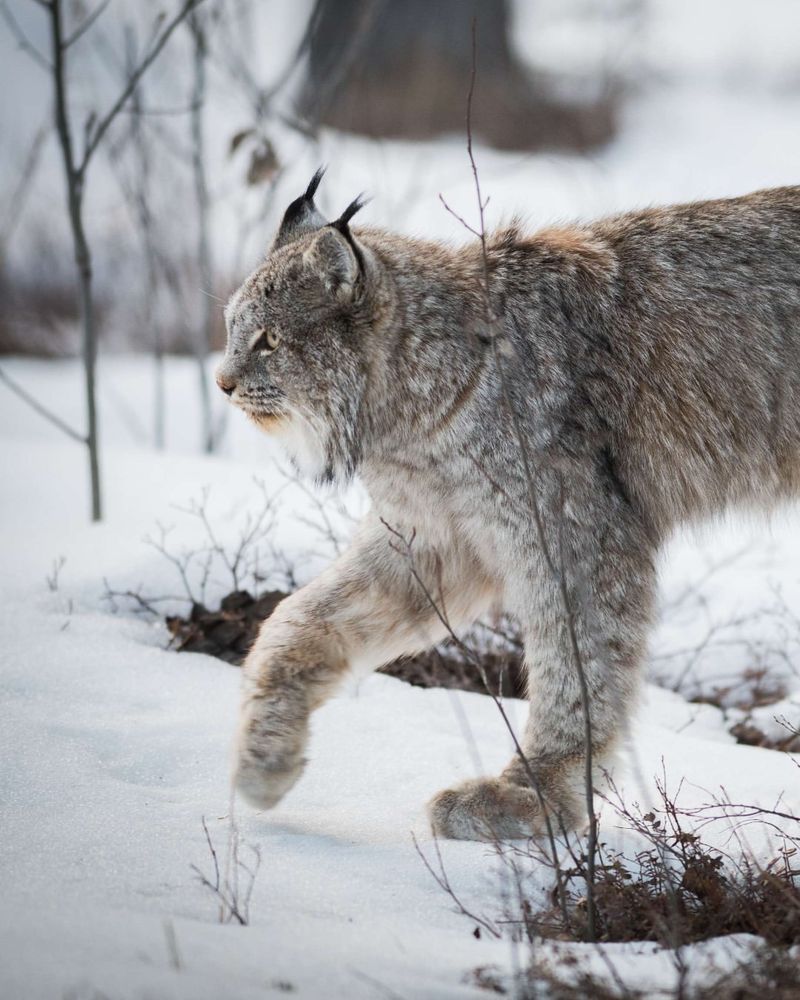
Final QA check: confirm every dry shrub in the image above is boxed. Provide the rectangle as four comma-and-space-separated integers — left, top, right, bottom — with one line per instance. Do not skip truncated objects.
458, 780, 800, 999
522, 779, 800, 949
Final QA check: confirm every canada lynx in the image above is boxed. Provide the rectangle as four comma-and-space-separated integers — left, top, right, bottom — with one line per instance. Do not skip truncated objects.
217, 171, 800, 840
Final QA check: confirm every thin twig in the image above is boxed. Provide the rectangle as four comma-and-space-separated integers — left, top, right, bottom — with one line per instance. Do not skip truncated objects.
79, 0, 204, 175
411, 832, 501, 938
63, 0, 110, 48
1, 0, 52, 70
0, 366, 87, 444
0, 121, 49, 250
432, 18, 600, 938
382, 519, 572, 932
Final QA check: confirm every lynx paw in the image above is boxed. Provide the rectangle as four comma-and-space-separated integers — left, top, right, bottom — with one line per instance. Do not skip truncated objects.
233, 697, 308, 810
235, 752, 306, 810
427, 777, 544, 841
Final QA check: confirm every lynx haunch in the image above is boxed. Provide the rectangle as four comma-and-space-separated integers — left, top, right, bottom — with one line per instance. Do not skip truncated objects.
217, 171, 800, 840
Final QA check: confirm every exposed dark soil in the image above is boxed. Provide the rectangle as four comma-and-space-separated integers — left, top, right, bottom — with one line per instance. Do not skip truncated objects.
689, 677, 800, 752
165, 588, 527, 698
166, 589, 287, 665
728, 720, 800, 753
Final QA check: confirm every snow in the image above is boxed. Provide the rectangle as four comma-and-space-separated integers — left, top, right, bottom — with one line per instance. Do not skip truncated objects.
4, 1, 800, 995
2, 359, 799, 998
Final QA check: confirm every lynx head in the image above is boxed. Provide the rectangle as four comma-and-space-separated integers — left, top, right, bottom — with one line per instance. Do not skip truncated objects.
217, 168, 378, 484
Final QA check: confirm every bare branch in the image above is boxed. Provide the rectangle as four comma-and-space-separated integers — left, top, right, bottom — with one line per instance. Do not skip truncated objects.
79, 0, 204, 175
0, 366, 87, 444
101, 578, 186, 617
47, 0, 103, 517
119, 100, 201, 117
0, 120, 49, 251
411, 832, 501, 939
63, 0, 110, 48
1, 0, 52, 70
144, 523, 199, 605
46, 555, 66, 592
187, 4, 215, 451
192, 815, 261, 926
438, 193, 481, 240
41, 0, 203, 519
381, 517, 572, 931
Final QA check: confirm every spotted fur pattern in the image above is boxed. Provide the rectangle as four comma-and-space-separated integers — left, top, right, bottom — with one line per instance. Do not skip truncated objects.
217, 183, 800, 840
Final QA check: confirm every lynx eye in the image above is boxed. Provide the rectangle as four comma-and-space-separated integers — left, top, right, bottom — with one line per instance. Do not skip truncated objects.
250, 328, 281, 353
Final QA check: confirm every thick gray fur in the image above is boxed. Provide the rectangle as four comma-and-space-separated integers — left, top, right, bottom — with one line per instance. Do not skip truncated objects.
217, 180, 800, 840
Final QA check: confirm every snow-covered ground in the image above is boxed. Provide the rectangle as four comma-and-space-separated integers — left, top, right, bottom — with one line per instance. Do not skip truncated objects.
1, 351, 799, 998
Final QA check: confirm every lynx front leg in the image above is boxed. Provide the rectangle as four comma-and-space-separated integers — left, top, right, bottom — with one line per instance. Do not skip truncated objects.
429, 508, 657, 841
235, 517, 493, 810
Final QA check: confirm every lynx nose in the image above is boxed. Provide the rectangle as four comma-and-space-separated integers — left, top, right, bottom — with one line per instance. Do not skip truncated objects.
216, 372, 236, 396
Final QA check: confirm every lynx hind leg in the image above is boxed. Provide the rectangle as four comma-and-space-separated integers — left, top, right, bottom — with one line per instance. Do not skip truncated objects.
426, 757, 586, 842
427, 777, 549, 841
428, 514, 656, 842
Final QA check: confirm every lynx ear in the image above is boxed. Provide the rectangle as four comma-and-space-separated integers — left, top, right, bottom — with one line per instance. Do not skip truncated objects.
305, 193, 370, 300
272, 166, 327, 250
302, 194, 369, 301
303, 227, 360, 301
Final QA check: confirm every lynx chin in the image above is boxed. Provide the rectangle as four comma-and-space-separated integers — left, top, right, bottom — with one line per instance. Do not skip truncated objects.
217, 169, 800, 841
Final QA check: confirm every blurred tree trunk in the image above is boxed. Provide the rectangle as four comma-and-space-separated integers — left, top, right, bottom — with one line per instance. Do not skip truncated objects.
38, 0, 201, 520
124, 27, 166, 451
188, 7, 215, 454
297, 0, 617, 152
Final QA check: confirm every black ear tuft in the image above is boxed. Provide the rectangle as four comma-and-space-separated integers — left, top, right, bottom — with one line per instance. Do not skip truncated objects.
329, 194, 370, 271
332, 194, 369, 230
304, 165, 326, 201
272, 166, 328, 250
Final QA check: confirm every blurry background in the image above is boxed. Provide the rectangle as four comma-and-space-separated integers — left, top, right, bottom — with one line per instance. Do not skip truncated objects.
2, 0, 800, 458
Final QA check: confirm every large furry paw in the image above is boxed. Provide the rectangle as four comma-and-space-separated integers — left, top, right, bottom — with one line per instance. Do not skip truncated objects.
233, 696, 309, 810
235, 751, 306, 810
427, 777, 545, 841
